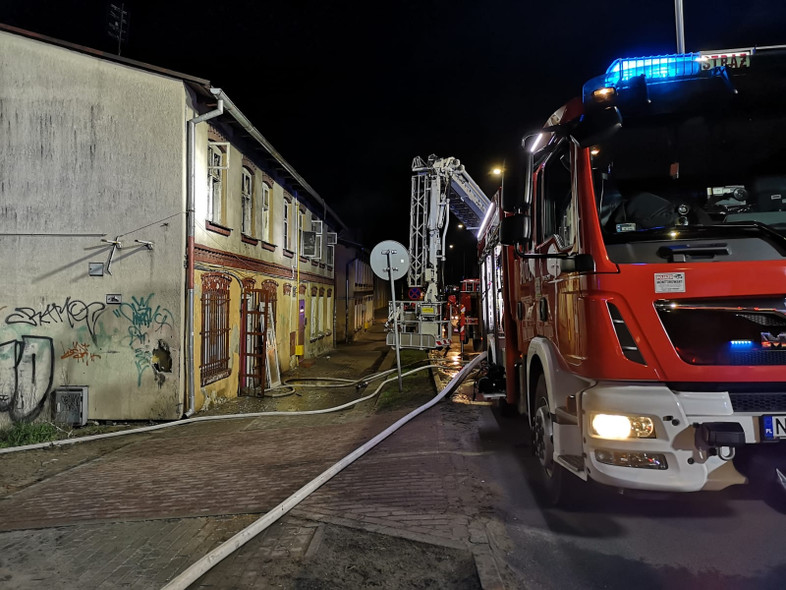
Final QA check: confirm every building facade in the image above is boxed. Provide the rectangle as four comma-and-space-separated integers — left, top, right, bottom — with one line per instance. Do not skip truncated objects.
0, 25, 346, 427
334, 240, 389, 344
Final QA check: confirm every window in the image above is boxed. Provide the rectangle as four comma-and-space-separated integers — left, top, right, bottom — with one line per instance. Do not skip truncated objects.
283, 199, 291, 250
319, 292, 325, 334
260, 182, 271, 242
312, 220, 323, 260
299, 209, 306, 254
241, 168, 254, 236
207, 142, 227, 224
327, 244, 335, 267
200, 274, 231, 385
325, 291, 333, 333
310, 287, 319, 339
538, 142, 574, 247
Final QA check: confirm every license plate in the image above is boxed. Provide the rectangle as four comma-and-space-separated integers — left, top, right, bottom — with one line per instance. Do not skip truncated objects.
761, 415, 786, 440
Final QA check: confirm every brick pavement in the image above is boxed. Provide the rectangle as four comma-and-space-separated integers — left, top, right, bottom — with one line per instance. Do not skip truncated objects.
0, 318, 508, 589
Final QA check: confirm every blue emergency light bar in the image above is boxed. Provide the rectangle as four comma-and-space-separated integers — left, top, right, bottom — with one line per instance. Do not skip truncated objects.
604, 53, 702, 87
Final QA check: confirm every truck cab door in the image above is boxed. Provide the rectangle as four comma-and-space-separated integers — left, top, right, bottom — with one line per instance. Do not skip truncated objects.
531, 141, 576, 343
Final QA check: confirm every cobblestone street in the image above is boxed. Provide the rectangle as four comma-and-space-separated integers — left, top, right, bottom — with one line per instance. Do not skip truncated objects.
0, 319, 509, 589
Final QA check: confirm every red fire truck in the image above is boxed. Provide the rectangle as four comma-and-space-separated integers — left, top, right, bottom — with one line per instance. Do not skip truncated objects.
489, 47, 786, 505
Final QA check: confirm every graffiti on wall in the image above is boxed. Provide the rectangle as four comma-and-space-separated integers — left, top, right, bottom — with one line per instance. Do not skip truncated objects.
0, 293, 174, 402
0, 336, 54, 422
61, 342, 101, 365
113, 294, 174, 386
5, 298, 107, 346
112, 294, 173, 347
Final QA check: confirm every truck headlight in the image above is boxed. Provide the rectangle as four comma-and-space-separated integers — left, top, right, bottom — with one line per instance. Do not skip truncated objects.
590, 413, 656, 440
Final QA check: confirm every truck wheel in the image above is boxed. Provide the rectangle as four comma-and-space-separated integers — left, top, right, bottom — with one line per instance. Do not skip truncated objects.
472, 338, 483, 352
531, 374, 579, 507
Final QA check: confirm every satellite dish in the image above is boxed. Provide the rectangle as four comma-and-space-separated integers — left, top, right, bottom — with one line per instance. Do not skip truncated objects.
370, 240, 410, 281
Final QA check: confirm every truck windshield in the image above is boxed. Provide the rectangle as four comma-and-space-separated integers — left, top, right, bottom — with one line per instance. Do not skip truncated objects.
592, 110, 786, 242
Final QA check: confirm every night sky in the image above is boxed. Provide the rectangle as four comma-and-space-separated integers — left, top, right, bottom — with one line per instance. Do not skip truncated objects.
4, 0, 786, 259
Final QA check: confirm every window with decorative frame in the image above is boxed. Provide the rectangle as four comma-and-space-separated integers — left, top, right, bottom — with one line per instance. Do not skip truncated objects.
207, 142, 228, 224
200, 273, 232, 385
241, 167, 254, 236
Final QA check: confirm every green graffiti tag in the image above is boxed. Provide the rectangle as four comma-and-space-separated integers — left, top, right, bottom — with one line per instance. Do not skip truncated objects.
112, 294, 173, 386
112, 294, 173, 347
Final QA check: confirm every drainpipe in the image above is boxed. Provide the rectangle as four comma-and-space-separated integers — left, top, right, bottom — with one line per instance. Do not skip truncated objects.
184, 89, 224, 417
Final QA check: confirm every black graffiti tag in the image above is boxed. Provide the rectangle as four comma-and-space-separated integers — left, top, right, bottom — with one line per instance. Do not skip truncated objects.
0, 336, 54, 422
5, 298, 107, 345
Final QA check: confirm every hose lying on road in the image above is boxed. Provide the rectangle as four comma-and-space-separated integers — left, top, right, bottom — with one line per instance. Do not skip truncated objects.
0, 360, 465, 455
160, 351, 486, 590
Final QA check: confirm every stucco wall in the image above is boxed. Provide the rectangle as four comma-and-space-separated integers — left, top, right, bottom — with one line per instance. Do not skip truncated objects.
0, 32, 187, 425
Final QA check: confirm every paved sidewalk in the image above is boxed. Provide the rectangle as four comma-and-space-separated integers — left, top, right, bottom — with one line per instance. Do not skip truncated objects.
0, 317, 508, 589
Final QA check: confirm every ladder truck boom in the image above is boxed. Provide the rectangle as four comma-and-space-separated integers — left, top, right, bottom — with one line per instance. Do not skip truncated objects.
386, 154, 492, 350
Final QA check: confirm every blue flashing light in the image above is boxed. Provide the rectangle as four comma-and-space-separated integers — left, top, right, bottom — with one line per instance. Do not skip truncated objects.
729, 340, 754, 349
605, 53, 702, 88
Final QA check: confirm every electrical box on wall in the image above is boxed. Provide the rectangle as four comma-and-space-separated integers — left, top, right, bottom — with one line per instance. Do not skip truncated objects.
53, 386, 88, 427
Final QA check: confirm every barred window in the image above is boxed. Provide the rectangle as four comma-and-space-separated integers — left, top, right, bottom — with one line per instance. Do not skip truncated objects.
200, 273, 231, 385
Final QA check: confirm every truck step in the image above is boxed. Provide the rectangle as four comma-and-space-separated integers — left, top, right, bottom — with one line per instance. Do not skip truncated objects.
559, 454, 585, 472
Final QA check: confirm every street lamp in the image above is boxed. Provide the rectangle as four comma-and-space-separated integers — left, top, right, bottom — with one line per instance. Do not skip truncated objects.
491, 163, 505, 204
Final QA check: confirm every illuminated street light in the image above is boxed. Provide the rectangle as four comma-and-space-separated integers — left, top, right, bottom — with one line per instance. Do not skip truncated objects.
491, 162, 505, 203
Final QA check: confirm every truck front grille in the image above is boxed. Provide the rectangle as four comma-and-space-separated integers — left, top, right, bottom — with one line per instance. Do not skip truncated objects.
730, 393, 786, 413
655, 297, 786, 366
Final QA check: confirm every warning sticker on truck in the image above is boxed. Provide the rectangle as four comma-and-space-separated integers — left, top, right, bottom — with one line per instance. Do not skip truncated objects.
654, 272, 685, 293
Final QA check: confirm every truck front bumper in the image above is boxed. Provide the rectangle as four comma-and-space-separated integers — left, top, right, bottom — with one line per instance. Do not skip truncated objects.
581, 383, 773, 492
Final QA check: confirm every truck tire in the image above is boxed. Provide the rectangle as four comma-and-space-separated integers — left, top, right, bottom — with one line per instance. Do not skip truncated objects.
472, 337, 483, 352
531, 373, 581, 507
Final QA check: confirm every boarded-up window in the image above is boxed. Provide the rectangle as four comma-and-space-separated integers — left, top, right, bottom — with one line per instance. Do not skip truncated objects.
200, 273, 231, 385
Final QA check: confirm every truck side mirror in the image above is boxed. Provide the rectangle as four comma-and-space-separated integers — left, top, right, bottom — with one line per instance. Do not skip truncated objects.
560, 253, 595, 273
499, 213, 531, 248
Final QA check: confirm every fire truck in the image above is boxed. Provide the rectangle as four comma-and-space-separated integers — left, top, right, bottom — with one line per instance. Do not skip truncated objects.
489, 46, 786, 504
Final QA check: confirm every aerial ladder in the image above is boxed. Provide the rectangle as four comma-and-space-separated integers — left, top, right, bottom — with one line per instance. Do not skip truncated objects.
386, 154, 493, 350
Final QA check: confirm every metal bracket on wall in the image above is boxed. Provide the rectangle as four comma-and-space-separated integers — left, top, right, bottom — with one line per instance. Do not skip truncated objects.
135, 239, 154, 250
101, 238, 122, 275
